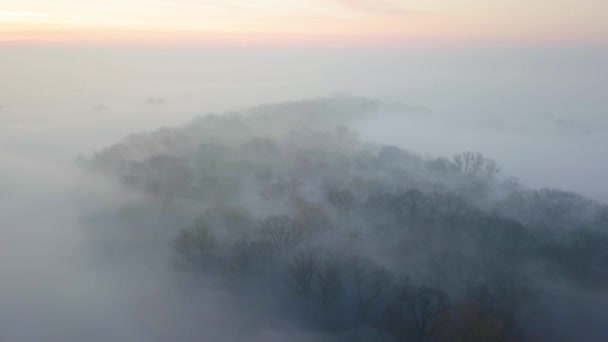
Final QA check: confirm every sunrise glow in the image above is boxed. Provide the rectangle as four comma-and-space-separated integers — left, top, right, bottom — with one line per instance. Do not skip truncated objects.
0, 1, 606, 45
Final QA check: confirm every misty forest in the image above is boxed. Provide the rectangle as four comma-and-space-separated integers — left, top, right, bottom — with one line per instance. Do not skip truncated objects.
65, 96, 608, 341
2, 0, 608, 340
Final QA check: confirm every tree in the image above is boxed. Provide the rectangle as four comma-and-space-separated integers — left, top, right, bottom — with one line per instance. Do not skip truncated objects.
452, 303, 505, 342
497, 188, 598, 229
225, 239, 258, 281
453, 152, 499, 178
428, 192, 468, 218
351, 258, 393, 320
473, 271, 538, 342
242, 137, 280, 158
191, 217, 217, 257
173, 217, 217, 267
378, 145, 421, 169
404, 286, 449, 341
259, 215, 303, 252
327, 188, 355, 213
194, 142, 233, 177
173, 229, 194, 259
600, 206, 608, 223
427, 157, 458, 176
288, 249, 317, 299
294, 199, 333, 237
202, 205, 255, 240
316, 255, 342, 311
380, 284, 448, 342
398, 189, 430, 221
125, 154, 193, 202
259, 177, 301, 202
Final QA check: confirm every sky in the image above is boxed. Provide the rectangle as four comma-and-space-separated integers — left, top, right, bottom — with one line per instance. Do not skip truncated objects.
0, 0, 607, 45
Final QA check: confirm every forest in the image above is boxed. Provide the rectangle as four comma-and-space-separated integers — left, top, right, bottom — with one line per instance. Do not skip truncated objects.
80, 96, 608, 341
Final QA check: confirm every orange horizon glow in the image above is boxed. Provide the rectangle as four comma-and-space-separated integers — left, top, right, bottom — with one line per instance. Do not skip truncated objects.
0, 1, 607, 46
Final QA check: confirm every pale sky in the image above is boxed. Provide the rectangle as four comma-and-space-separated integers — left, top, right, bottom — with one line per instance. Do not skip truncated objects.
0, 0, 606, 44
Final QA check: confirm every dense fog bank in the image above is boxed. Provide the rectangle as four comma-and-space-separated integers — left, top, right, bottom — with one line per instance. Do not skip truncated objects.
1, 43, 607, 340
7, 97, 604, 341
2, 44, 607, 200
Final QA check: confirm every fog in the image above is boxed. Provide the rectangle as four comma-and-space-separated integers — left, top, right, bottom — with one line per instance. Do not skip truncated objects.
1, 43, 607, 341
3, 44, 607, 198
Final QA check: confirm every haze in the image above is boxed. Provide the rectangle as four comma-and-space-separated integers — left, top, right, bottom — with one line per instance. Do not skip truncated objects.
1, 0, 607, 43
1, 1, 607, 341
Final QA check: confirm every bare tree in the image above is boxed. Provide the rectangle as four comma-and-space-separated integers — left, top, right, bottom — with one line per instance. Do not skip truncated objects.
351, 257, 368, 294
294, 199, 333, 236
327, 188, 355, 213
225, 240, 257, 281
474, 272, 538, 342
173, 218, 217, 268
203, 205, 254, 237
173, 229, 194, 259
429, 192, 468, 217
427, 157, 458, 176
260, 215, 302, 252
403, 286, 449, 341
316, 255, 342, 311
454, 152, 499, 178
600, 205, 608, 223
351, 258, 393, 320
288, 249, 317, 299
191, 217, 217, 256
380, 284, 448, 342
399, 189, 430, 221
371, 266, 393, 297
140, 154, 193, 202
452, 302, 504, 342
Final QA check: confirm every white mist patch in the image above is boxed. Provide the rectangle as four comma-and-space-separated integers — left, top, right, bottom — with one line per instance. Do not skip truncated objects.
356, 106, 608, 202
